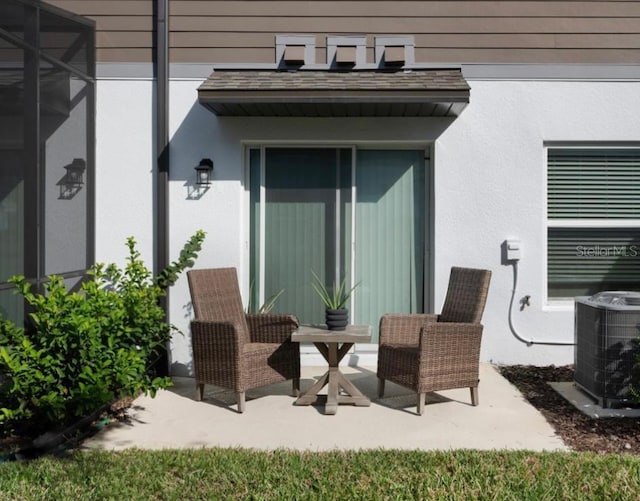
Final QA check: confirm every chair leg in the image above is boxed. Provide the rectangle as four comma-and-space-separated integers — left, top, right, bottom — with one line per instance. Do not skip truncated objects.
292, 377, 300, 397
237, 392, 246, 413
196, 383, 204, 401
378, 377, 385, 398
470, 386, 479, 406
417, 393, 426, 415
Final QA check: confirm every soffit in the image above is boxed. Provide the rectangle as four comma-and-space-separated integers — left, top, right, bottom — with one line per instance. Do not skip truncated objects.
197, 69, 470, 117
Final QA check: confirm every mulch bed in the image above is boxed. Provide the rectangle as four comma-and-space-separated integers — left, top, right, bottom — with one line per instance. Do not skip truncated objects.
0, 397, 134, 460
499, 365, 640, 455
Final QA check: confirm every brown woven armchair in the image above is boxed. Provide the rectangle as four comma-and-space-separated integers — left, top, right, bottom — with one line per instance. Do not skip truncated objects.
187, 267, 300, 413
377, 267, 491, 415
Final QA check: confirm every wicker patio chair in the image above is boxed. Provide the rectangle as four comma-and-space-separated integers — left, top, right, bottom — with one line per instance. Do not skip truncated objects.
377, 266, 491, 415
187, 267, 300, 413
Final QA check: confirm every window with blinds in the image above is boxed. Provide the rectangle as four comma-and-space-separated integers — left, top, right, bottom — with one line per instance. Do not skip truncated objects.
547, 148, 640, 299
548, 149, 640, 219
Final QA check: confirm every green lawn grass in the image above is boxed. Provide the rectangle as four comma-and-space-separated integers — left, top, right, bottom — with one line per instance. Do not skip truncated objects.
1, 448, 639, 500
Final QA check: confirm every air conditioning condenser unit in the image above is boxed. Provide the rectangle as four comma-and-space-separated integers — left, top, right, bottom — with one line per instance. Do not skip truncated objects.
574, 291, 640, 409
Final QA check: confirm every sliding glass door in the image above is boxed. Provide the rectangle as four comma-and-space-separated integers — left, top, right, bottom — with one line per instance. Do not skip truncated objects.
249, 146, 426, 340
353, 150, 425, 332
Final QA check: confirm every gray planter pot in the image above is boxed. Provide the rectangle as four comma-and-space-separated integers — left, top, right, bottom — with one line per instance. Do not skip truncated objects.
325, 308, 348, 330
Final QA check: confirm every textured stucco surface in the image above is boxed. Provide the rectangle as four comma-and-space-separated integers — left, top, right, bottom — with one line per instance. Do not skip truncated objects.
94, 76, 640, 374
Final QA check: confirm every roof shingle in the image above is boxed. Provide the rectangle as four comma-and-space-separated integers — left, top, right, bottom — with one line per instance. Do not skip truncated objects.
197, 69, 470, 117
198, 69, 470, 92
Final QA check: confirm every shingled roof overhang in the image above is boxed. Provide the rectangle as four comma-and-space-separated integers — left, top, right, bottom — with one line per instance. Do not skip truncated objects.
197, 69, 470, 117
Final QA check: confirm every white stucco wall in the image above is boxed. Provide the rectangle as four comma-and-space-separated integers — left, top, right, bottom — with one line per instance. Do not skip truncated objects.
95, 79, 156, 267
166, 79, 463, 374
95, 76, 640, 374
435, 80, 640, 365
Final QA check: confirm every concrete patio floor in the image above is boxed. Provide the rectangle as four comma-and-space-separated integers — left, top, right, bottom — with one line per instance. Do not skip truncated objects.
84, 364, 567, 452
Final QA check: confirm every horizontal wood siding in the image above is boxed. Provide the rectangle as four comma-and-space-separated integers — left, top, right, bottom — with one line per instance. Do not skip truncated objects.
48, 0, 155, 62
46, 1, 640, 64
170, 0, 640, 64
172, 1, 640, 18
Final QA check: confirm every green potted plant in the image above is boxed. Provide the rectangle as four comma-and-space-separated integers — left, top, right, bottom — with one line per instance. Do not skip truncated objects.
311, 270, 358, 330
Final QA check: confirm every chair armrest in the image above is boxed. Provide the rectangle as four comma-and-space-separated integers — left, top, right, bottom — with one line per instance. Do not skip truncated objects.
246, 314, 299, 343
190, 320, 242, 356
379, 313, 439, 346
418, 322, 483, 363
190, 320, 243, 389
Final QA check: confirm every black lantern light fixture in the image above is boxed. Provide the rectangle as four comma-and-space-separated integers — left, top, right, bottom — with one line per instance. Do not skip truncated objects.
58, 158, 86, 199
65, 158, 86, 186
195, 158, 214, 186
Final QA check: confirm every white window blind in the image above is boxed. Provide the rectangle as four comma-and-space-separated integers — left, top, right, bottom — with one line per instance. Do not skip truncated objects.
548, 149, 640, 219
547, 148, 640, 299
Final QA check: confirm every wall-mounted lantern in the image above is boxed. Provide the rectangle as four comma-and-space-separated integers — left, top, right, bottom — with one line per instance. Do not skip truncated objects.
65, 158, 86, 186
195, 158, 213, 186
58, 158, 86, 199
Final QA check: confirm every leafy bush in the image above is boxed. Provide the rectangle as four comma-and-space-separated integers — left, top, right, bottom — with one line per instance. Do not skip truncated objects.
0, 230, 205, 438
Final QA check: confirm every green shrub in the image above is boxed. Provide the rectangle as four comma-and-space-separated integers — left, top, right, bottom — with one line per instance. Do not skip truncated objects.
0, 230, 205, 438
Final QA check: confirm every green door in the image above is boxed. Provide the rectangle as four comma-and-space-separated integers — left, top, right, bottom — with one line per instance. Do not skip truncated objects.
250, 147, 426, 340
353, 150, 425, 336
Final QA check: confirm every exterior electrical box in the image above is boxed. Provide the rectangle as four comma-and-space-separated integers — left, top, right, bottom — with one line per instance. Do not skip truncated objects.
505, 239, 521, 261
574, 292, 640, 408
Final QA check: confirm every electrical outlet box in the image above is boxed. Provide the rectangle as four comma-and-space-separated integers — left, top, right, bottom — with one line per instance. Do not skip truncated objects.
506, 239, 521, 261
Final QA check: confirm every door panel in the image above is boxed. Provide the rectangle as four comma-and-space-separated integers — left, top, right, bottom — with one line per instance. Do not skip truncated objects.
250, 147, 426, 337
263, 148, 344, 325
355, 150, 425, 340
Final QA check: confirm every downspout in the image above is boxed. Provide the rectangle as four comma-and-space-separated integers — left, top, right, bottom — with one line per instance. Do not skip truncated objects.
155, 0, 170, 375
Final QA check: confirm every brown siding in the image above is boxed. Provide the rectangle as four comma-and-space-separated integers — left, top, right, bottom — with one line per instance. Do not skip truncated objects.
48, 0, 155, 62
47, 1, 640, 65
169, 0, 640, 65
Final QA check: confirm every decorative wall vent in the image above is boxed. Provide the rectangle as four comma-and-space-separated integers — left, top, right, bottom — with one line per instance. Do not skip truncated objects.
335, 46, 357, 65
375, 36, 415, 68
283, 45, 305, 65
384, 46, 405, 65
327, 36, 366, 68
276, 35, 316, 67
